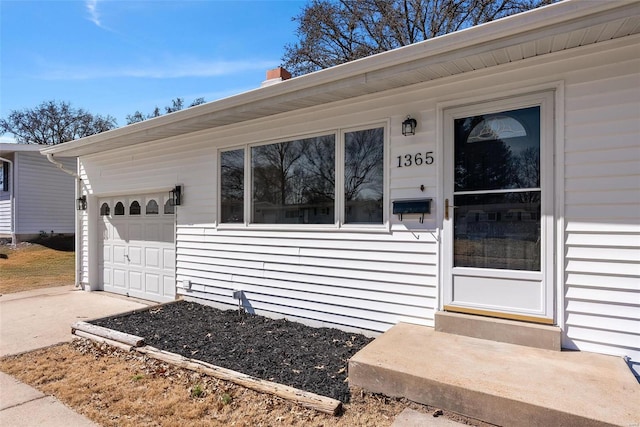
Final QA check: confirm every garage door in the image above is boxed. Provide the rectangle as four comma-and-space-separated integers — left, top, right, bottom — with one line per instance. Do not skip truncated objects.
99, 193, 176, 302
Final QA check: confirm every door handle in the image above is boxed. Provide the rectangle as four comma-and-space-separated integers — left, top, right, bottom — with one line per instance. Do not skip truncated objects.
445, 198, 456, 220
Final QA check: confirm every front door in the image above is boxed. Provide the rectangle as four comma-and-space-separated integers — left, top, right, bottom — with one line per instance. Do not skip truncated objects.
443, 92, 554, 323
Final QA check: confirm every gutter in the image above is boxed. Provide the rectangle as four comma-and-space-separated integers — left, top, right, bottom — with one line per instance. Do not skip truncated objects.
0, 156, 15, 245
46, 153, 83, 289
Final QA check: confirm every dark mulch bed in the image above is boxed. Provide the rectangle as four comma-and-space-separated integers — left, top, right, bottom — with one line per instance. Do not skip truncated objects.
92, 301, 374, 402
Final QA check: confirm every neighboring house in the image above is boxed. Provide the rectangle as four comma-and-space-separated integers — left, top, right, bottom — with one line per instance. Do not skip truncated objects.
0, 143, 76, 243
43, 1, 639, 362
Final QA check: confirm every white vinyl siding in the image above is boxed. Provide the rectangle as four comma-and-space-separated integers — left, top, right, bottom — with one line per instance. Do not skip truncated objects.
0, 194, 10, 236
563, 56, 640, 360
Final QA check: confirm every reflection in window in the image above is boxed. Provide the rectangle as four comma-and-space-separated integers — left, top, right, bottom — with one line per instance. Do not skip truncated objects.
454, 192, 541, 271
129, 201, 141, 215
252, 134, 335, 224
455, 107, 540, 192
114, 202, 125, 215
100, 203, 110, 216
345, 127, 384, 224
146, 200, 159, 215
220, 149, 244, 223
164, 199, 174, 214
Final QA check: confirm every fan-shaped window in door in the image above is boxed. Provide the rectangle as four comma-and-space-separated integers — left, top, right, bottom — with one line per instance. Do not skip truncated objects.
146, 199, 159, 215
114, 202, 125, 215
100, 203, 110, 216
466, 115, 527, 143
164, 199, 174, 214
130, 201, 141, 215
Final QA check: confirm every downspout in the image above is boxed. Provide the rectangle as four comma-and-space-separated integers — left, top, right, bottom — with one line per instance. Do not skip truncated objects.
46, 153, 83, 289
0, 156, 15, 245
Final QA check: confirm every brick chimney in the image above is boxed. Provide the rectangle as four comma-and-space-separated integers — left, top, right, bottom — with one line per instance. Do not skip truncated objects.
261, 67, 292, 87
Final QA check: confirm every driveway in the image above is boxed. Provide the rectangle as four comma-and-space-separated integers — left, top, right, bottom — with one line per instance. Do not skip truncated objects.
0, 285, 154, 357
0, 285, 154, 426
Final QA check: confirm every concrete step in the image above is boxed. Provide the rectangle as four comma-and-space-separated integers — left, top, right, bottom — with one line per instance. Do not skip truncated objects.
349, 323, 639, 427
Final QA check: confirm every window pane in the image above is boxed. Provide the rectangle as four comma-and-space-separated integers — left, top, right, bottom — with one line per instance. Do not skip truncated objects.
344, 127, 384, 224
129, 201, 141, 215
220, 149, 244, 223
146, 200, 159, 215
454, 192, 541, 271
100, 203, 110, 216
114, 202, 125, 215
454, 107, 540, 192
164, 199, 174, 214
252, 135, 335, 224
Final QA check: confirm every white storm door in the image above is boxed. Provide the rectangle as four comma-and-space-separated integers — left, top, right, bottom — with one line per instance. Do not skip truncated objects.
442, 93, 554, 323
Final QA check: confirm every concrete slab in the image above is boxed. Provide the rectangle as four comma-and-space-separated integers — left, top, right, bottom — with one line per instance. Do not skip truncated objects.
350, 323, 640, 427
0, 395, 99, 427
0, 372, 44, 410
391, 408, 467, 426
0, 285, 153, 356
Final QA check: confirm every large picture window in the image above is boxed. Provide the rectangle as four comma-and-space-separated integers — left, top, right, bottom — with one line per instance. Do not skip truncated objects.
219, 125, 385, 226
252, 134, 335, 224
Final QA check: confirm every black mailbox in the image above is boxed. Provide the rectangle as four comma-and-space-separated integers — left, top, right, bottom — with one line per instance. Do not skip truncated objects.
393, 199, 432, 222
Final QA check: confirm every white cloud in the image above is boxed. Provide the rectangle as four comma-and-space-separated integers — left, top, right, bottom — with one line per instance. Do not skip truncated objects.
85, 0, 102, 28
37, 58, 280, 81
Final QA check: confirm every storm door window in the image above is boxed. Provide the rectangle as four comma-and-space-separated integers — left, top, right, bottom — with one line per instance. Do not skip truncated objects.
100, 203, 110, 216
251, 134, 335, 224
344, 127, 384, 224
114, 202, 125, 215
220, 149, 244, 223
129, 201, 141, 215
453, 106, 541, 271
146, 200, 159, 215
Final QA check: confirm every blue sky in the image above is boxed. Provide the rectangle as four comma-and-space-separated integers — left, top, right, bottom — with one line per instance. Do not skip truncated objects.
0, 0, 306, 142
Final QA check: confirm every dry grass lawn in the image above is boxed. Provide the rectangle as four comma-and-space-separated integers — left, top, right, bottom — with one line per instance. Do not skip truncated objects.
0, 238, 74, 294
0, 340, 468, 427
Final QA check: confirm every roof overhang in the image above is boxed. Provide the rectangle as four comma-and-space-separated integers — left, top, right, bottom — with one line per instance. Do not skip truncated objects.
41, 0, 640, 158
1, 143, 44, 156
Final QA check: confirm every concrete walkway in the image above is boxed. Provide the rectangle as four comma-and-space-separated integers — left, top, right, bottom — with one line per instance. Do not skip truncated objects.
0, 285, 154, 426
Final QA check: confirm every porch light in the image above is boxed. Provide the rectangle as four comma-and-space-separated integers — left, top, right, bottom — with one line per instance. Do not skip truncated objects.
170, 185, 182, 206
76, 195, 87, 211
402, 116, 417, 136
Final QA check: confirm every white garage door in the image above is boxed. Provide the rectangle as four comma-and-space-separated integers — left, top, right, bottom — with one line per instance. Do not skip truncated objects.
99, 193, 176, 303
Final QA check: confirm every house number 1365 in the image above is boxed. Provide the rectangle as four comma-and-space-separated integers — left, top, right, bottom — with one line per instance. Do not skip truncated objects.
397, 152, 434, 168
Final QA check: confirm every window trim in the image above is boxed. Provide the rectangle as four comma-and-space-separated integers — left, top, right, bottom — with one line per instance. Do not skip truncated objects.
217, 121, 390, 231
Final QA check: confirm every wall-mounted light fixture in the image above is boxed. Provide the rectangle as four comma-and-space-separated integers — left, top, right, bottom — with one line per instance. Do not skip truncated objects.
76, 195, 87, 211
170, 185, 182, 206
402, 116, 417, 136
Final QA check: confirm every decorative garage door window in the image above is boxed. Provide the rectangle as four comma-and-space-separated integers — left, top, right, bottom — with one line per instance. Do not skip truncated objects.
130, 201, 141, 215
220, 124, 385, 226
146, 200, 159, 215
100, 203, 110, 216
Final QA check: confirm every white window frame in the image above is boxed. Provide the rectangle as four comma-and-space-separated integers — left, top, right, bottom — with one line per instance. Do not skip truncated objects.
217, 121, 389, 230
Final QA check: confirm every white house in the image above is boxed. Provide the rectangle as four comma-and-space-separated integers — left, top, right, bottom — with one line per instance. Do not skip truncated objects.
42, 0, 640, 362
0, 143, 76, 243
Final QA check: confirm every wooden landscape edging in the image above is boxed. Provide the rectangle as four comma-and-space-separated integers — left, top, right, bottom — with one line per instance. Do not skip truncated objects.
71, 324, 343, 416
72, 321, 145, 347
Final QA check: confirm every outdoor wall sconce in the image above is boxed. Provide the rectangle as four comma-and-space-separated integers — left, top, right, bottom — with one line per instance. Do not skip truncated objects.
402, 116, 417, 136
76, 195, 87, 211
170, 185, 182, 206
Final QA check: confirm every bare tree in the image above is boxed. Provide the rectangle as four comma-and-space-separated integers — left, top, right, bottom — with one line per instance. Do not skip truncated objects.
283, 0, 556, 76
0, 100, 116, 145
126, 97, 207, 125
